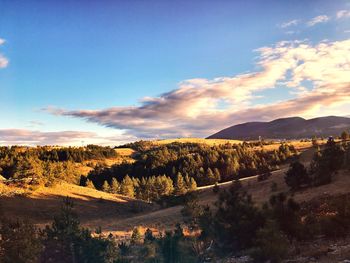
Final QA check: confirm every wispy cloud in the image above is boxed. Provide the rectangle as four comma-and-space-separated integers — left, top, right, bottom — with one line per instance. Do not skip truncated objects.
45, 39, 350, 139
337, 10, 350, 19
0, 129, 136, 146
0, 38, 9, 68
307, 15, 330, 26
279, 19, 300, 28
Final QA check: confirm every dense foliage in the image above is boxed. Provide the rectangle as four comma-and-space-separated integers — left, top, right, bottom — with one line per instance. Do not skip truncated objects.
0, 145, 117, 185
87, 142, 297, 193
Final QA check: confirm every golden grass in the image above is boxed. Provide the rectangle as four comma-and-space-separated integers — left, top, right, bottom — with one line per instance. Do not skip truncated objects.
115, 148, 135, 156
152, 138, 243, 146
0, 182, 155, 231
2, 143, 349, 240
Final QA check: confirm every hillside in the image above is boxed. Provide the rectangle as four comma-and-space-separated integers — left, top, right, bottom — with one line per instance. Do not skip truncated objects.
151, 138, 242, 146
2, 142, 350, 261
0, 182, 155, 231
208, 116, 350, 140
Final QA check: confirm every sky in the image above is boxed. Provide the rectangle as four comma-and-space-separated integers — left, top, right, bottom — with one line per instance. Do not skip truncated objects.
0, 0, 350, 146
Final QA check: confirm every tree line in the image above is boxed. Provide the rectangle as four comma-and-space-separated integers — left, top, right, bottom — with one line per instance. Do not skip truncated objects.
85, 142, 297, 200
0, 145, 117, 185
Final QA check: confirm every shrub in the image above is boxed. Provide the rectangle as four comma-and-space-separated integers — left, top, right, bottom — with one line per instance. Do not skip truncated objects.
131, 227, 143, 245
249, 221, 289, 263
285, 161, 309, 190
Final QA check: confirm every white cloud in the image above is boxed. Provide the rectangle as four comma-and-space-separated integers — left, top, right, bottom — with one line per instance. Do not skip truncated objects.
0, 129, 136, 146
280, 19, 300, 28
45, 38, 350, 140
337, 10, 350, 19
0, 38, 8, 68
307, 15, 330, 26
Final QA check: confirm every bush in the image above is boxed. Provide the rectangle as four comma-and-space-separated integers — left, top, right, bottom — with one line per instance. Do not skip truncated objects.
249, 221, 289, 263
285, 161, 309, 190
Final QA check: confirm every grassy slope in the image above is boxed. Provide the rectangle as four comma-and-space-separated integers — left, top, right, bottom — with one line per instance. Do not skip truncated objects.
0, 182, 155, 231
0, 139, 335, 238
152, 138, 243, 146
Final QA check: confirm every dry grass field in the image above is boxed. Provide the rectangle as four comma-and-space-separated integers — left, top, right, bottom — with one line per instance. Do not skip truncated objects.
152, 138, 243, 146
0, 141, 346, 241
0, 182, 155, 231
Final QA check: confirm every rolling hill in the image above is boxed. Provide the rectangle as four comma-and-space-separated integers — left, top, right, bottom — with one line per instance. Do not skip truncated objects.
207, 116, 350, 140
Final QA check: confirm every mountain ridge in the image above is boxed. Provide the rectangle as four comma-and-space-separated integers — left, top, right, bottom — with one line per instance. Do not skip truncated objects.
207, 116, 350, 140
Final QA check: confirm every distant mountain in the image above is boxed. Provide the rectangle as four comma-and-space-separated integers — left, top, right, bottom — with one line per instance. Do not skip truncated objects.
207, 116, 350, 140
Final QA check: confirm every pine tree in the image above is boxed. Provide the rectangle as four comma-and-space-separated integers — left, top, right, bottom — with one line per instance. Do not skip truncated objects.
341, 131, 350, 141
213, 168, 221, 182
0, 219, 42, 263
120, 175, 135, 198
110, 178, 120, 194
285, 161, 309, 190
101, 180, 110, 192
131, 227, 142, 245
144, 228, 155, 243
175, 172, 187, 196
85, 179, 95, 189
184, 174, 197, 191
206, 168, 217, 185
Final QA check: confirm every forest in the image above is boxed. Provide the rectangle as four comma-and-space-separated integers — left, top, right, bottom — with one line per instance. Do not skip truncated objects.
0, 145, 117, 185
83, 142, 297, 201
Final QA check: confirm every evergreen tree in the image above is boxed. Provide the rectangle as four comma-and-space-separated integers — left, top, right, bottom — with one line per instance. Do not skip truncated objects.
186, 176, 197, 192
101, 180, 110, 192
110, 178, 120, 194
204, 181, 264, 252
341, 131, 349, 141
213, 168, 221, 183
144, 228, 155, 243
0, 219, 42, 263
41, 197, 81, 262
85, 179, 95, 189
175, 172, 187, 196
285, 161, 309, 190
131, 227, 142, 245
41, 198, 117, 262
120, 175, 135, 198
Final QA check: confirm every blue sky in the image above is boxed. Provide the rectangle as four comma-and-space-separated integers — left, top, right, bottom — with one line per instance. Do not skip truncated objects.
0, 0, 350, 145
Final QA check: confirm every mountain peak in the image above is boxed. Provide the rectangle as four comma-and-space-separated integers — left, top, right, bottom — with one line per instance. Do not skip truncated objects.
208, 116, 350, 140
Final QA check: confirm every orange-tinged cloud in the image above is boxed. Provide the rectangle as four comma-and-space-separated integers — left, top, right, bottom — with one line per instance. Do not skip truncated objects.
46, 39, 350, 139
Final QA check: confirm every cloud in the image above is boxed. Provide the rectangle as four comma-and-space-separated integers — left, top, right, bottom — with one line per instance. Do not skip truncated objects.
337, 10, 350, 19
307, 15, 330, 26
279, 19, 300, 28
0, 38, 8, 68
46, 38, 350, 139
0, 129, 136, 146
